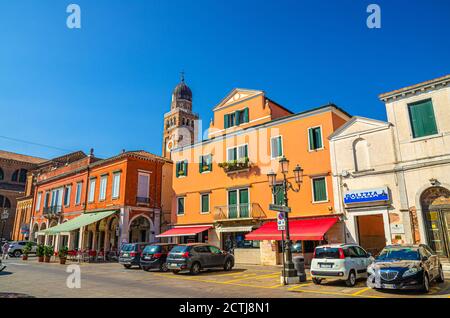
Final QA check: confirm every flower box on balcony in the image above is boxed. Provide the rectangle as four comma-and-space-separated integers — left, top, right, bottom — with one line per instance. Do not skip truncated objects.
218, 158, 251, 173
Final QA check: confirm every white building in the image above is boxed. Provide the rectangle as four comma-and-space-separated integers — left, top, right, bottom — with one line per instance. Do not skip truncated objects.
330, 74, 450, 258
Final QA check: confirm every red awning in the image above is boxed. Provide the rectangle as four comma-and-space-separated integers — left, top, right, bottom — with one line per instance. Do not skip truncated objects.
156, 226, 212, 238
245, 217, 339, 241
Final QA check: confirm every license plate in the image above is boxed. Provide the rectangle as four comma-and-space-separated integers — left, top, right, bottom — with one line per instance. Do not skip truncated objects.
171, 263, 179, 267
144, 256, 151, 260
123, 253, 129, 257
320, 264, 333, 268
382, 284, 396, 289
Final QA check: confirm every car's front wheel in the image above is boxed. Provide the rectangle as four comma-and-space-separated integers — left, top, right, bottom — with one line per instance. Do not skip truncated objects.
345, 270, 357, 287
436, 266, 445, 283
224, 259, 233, 271
422, 273, 430, 293
142, 266, 150, 272
13, 250, 22, 258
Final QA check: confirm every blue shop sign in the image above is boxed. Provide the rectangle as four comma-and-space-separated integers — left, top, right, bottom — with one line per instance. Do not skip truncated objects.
344, 187, 389, 205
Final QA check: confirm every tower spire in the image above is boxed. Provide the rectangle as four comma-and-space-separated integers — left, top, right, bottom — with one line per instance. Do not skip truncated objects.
180, 70, 185, 82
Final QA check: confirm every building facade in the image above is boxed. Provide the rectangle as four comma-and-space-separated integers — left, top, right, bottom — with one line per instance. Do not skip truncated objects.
330, 74, 450, 257
0, 150, 46, 240
30, 150, 172, 254
159, 85, 352, 265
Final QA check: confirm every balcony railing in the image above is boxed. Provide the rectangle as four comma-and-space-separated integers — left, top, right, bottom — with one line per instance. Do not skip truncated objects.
43, 205, 62, 218
218, 158, 251, 174
214, 203, 266, 221
136, 196, 151, 205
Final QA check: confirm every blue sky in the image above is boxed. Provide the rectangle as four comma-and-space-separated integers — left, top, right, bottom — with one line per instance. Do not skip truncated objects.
0, 0, 449, 160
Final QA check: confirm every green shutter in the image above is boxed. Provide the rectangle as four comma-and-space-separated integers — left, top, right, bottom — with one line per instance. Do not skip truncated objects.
184, 161, 188, 176
235, 111, 241, 125
243, 108, 249, 123
239, 189, 249, 218
277, 136, 283, 157
313, 178, 327, 202
199, 156, 203, 173
409, 100, 438, 138
314, 127, 322, 149
176, 162, 180, 178
308, 128, 314, 150
224, 114, 229, 129
201, 194, 209, 213
228, 190, 238, 218
208, 155, 212, 171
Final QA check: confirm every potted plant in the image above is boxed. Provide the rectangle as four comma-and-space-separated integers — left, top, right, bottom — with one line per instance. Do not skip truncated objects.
22, 242, 33, 261
36, 244, 45, 262
44, 245, 54, 263
58, 247, 68, 265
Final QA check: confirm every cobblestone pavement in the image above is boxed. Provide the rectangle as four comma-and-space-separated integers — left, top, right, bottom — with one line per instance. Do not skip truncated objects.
1, 257, 449, 298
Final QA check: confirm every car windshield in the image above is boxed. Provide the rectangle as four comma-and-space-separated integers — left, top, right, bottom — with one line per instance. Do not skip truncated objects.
121, 244, 135, 252
143, 245, 161, 254
376, 247, 420, 261
170, 246, 190, 253
314, 247, 340, 259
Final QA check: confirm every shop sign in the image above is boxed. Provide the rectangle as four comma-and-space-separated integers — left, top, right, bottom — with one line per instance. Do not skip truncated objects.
277, 212, 286, 231
390, 223, 405, 234
269, 204, 291, 213
344, 187, 389, 205
20, 224, 30, 235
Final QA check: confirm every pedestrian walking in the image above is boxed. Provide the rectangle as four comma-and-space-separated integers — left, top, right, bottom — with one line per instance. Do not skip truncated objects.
2, 242, 10, 260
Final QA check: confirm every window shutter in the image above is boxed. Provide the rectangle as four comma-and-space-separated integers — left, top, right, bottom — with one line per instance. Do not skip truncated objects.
244, 108, 249, 123
409, 100, 438, 138
314, 128, 322, 149
308, 128, 314, 150
224, 114, 229, 129
313, 178, 327, 202
199, 156, 203, 173
184, 161, 188, 176
235, 111, 241, 125
277, 136, 283, 156
208, 155, 212, 171
271, 138, 277, 158
176, 162, 180, 178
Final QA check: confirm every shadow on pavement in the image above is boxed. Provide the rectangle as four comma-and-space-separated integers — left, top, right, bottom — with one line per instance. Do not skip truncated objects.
0, 271, 13, 276
0, 293, 35, 298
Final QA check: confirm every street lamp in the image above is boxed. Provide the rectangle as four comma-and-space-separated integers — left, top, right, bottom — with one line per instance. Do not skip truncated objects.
267, 156, 303, 284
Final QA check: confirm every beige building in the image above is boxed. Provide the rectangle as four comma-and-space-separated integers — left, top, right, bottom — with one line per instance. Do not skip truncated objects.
330, 74, 450, 258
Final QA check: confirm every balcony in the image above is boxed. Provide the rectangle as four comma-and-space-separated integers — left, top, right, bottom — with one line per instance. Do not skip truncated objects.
43, 206, 62, 219
214, 203, 266, 221
218, 158, 251, 174
136, 196, 152, 206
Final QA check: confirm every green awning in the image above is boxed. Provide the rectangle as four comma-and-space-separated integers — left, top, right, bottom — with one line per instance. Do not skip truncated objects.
39, 210, 117, 235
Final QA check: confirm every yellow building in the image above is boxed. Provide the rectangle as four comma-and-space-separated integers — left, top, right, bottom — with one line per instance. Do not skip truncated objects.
159, 87, 351, 265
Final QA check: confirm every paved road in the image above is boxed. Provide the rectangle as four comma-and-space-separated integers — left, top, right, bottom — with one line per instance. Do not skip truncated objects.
1, 257, 449, 298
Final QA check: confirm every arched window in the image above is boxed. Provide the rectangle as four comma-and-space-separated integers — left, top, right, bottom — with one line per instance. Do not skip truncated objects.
11, 168, 28, 183
0, 195, 11, 208
0, 167, 3, 180
186, 119, 190, 126
182, 118, 186, 125
353, 138, 370, 171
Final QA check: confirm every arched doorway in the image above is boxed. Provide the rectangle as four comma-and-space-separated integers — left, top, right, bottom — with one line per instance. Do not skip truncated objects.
39, 223, 47, 245
420, 186, 450, 257
47, 220, 58, 246
129, 216, 153, 243
32, 224, 39, 243
107, 217, 119, 251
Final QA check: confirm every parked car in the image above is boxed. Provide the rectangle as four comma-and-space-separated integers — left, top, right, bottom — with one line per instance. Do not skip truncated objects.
8, 241, 37, 258
140, 243, 176, 272
367, 244, 445, 293
119, 242, 152, 269
166, 243, 235, 275
310, 243, 374, 287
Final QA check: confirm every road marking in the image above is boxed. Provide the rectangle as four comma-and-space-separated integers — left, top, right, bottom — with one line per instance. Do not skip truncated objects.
351, 287, 371, 296
223, 272, 279, 283
288, 283, 313, 291
291, 288, 384, 298
4, 262, 28, 266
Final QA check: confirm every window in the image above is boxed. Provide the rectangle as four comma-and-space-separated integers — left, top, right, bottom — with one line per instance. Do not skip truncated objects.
312, 177, 327, 202
99, 175, 108, 201
43, 192, 50, 208
112, 172, 121, 199
408, 99, 438, 138
75, 182, 82, 205
201, 193, 210, 214
208, 246, 222, 254
308, 126, 323, 151
50, 187, 64, 211
137, 172, 150, 199
176, 160, 188, 177
223, 232, 259, 251
64, 185, 72, 206
177, 197, 185, 216
35, 192, 42, 211
353, 138, 370, 171
273, 184, 284, 205
199, 155, 212, 173
227, 145, 248, 162
11, 169, 28, 183
224, 108, 249, 128
271, 136, 283, 159
88, 178, 96, 203
228, 188, 249, 218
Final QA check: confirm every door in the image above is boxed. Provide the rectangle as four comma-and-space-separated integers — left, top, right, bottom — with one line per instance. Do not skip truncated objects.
356, 214, 386, 256
208, 246, 225, 267
426, 210, 449, 257
239, 189, 249, 218
228, 191, 238, 219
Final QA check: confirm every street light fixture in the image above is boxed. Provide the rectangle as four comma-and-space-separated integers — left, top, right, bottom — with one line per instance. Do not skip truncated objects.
267, 157, 303, 284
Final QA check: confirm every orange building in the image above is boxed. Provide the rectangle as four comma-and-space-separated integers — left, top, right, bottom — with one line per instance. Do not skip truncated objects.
31, 150, 172, 254
158, 88, 351, 265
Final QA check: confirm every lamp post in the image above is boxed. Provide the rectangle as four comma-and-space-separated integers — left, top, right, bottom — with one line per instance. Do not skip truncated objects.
267, 157, 303, 284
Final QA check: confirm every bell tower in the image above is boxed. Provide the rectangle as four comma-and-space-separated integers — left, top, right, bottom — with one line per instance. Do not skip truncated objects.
162, 74, 199, 159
